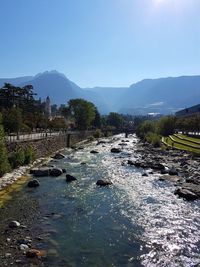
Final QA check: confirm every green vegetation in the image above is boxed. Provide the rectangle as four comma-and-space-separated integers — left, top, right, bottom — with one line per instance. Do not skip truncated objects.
93, 129, 103, 138
9, 146, 36, 169
66, 99, 96, 130
0, 114, 11, 176
176, 134, 200, 144
163, 136, 200, 154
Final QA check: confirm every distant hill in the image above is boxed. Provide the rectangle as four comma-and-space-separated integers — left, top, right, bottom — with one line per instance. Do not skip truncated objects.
120, 76, 200, 114
1, 71, 200, 115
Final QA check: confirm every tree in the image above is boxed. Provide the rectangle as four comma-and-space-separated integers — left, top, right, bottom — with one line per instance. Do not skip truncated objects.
157, 116, 176, 136
136, 120, 157, 139
67, 99, 96, 130
92, 108, 101, 128
0, 113, 11, 176
3, 107, 23, 133
107, 112, 124, 129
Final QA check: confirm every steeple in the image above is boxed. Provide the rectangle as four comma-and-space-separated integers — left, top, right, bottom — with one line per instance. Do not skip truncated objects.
45, 96, 51, 118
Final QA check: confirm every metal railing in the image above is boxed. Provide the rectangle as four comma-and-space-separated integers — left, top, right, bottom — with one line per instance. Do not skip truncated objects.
5, 131, 65, 143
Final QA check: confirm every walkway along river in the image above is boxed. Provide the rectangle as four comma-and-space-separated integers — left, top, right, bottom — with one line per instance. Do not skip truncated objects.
0, 134, 200, 266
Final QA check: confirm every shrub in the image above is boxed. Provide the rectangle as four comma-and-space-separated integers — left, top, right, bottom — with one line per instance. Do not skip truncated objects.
146, 132, 161, 147
93, 129, 103, 138
24, 146, 36, 164
0, 123, 11, 176
9, 148, 25, 169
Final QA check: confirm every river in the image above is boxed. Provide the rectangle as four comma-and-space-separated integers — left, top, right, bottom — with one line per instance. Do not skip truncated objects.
1, 134, 200, 267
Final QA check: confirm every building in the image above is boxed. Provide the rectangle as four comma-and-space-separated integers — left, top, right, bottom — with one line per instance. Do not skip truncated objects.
45, 96, 51, 118
175, 104, 200, 117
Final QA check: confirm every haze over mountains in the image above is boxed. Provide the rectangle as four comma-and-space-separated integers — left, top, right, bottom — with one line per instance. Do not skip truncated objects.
0, 70, 200, 115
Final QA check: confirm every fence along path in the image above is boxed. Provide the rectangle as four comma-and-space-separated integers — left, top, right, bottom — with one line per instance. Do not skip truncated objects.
5, 131, 66, 142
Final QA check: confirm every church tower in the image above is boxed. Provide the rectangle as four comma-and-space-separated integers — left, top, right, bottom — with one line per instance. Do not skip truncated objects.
45, 96, 51, 118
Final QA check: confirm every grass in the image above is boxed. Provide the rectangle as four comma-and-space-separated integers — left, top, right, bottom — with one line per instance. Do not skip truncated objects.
163, 136, 200, 155
176, 134, 200, 144
170, 135, 200, 148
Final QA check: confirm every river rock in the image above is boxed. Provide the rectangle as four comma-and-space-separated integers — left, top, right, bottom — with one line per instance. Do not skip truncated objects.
50, 168, 63, 177
168, 169, 178, 176
27, 179, 40, 188
159, 175, 181, 183
62, 168, 66, 173
18, 238, 32, 245
9, 221, 20, 228
96, 179, 112, 186
66, 174, 77, 182
31, 167, 50, 177
150, 163, 165, 170
26, 249, 42, 258
160, 169, 168, 175
111, 148, 121, 153
52, 153, 65, 159
142, 173, 148, 177
90, 150, 99, 154
174, 188, 198, 200
19, 244, 29, 251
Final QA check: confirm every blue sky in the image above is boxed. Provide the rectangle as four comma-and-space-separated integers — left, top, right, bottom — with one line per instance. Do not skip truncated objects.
0, 0, 200, 87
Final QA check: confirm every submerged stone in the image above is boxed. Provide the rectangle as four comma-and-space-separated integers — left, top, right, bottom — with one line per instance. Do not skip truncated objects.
96, 179, 112, 186
27, 179, 40, 188
66, 174, 77, 182
52, 153, 65, 160
50, 168, 63, 177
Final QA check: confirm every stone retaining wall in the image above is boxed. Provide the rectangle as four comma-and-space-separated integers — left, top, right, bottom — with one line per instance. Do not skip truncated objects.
6, 132, 94, 159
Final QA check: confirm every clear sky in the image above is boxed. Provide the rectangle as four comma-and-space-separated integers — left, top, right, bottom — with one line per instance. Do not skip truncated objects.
0, 0, 200, 87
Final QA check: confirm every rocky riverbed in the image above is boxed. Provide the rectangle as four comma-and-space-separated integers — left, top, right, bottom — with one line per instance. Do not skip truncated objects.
0, 134, 200, 267
131, 140, 200, 200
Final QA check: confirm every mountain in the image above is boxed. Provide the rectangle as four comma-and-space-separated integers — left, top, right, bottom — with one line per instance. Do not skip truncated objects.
120, 76, 200, 114
0, 76, 33, 88
0, 71, 109, 113
1, 71, 200, 115
85, 87, 127, 112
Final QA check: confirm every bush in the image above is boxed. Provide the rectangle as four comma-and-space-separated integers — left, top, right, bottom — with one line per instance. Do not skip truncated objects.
24, 146, 36, 164
9, 148, 25, 169
146, 132, 161, 147
136, 120, 157, 139
0, 123, 11, 176
93, 129, 103, 138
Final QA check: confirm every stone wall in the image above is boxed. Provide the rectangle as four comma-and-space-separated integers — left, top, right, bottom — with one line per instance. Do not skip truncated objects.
6, 132, 94, 159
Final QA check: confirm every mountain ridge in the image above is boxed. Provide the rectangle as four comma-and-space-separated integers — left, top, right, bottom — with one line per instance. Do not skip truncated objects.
0, 71, 200, 115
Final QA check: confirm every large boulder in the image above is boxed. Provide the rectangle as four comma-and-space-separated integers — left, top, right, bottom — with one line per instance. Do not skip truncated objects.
52, 153, 65, 160
96, 179, 112, 186
66, 174, 77, 182
111, 148, 121, 153
50, 168, 63, 177
27, 179, 40, 188
31, 167, 50, 177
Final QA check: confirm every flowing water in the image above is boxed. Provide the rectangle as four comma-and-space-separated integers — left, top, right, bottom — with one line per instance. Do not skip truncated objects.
1, 134, 200, 266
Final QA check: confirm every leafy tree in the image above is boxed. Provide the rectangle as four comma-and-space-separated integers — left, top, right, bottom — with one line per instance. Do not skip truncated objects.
136, 120, 157, 139
107, 112, 124, 129
48, 117, 67, 130
92, 108, 101, 128
3, 107, 23, 133
0, 113, 11, 176
67, 99, 96, 130
157, 116, 176, 136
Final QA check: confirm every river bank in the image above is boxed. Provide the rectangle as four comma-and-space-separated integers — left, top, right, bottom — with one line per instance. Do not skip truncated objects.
0, 134, 200, 266
132, 140, 200, 200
